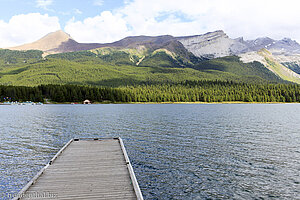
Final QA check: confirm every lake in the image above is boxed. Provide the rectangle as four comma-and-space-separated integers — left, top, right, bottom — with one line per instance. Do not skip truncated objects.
0, 104, 299, 199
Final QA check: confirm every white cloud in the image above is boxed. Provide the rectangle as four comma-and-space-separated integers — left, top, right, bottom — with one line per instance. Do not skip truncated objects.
65, 0, 300, 43
94, 0, 104, 6
36, 0, 53, 9
2, 0, 300, 47
74, 9, 82, 15
65, 11, 129, 43
59, 9, 82, 16
118, 0, 300, 40
0, 13, 61, 47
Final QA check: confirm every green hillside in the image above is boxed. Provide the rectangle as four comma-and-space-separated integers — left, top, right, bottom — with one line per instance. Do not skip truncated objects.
282, 62, 300, 74
257, 49, 300, 84
194, 56, 285, 83
0, 48, 291, 87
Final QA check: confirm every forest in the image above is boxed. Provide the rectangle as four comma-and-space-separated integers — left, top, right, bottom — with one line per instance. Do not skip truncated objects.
0, 80, 299, 103
0, 49, 299, 103
0, 49, 287, 87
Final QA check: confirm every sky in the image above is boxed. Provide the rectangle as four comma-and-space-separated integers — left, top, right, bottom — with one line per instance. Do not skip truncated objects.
0, 0, 300, 47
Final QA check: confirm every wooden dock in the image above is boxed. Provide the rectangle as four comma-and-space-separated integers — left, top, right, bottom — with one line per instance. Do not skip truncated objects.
13, 138, 143, 200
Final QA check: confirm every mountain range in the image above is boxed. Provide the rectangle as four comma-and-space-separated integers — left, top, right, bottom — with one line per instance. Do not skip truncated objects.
8, 30, 300, 56
1, 30, 300, 86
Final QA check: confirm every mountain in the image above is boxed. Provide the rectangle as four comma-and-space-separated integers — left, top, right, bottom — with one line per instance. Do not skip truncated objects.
7, 31, 193, 60
0, 48, 286, 87
177, 30, 238, 59
8, 30, 72, 53
177, 30, 300, 58
7, 30, 105, 55
240, 49, 300, 84
176, 30, 300, 83
3, 30, 300, 86
8, 30, 300, 58
236, 37, 300, 55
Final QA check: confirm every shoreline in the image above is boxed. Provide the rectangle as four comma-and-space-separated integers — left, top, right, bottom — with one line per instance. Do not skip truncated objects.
47, 101, 300, 105
115, 101, 299, 104
1, 101, 299, 105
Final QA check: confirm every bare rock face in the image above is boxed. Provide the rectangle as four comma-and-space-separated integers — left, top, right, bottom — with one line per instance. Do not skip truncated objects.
8, 30, 72, 52
230, 37, 249, 54
177, 31, 300, 59
7, 30, 108, 54
268, 38, 300, 54
176, 30, 255, 58
7, 31, 190, 56
244, 37, 275, 51
7, 29, 300, 61
239, 37, 300, 76
177, 30, 235, 59
238, 37, 300, 55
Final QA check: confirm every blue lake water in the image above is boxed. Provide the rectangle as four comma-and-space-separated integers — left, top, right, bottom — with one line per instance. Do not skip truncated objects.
0, 104, 300, 199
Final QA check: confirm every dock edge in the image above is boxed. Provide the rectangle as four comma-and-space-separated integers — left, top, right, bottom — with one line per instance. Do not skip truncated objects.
12, 137, 144, 200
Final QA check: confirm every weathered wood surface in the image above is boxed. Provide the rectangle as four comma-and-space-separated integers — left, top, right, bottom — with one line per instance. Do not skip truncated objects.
15, 138, 143, 200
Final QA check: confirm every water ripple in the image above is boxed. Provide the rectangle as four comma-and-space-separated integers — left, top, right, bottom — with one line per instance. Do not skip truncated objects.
0, 104, 300, 199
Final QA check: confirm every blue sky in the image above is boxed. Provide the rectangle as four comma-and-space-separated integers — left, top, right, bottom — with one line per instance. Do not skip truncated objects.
0, 0, 124, 27
0, 0, 300, 47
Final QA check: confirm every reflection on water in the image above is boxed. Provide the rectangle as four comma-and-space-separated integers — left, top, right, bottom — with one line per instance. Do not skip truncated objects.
0, 104, 300, 199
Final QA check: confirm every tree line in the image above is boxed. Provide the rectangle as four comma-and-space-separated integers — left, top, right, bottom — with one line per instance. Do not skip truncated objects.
0, 80, 300, 103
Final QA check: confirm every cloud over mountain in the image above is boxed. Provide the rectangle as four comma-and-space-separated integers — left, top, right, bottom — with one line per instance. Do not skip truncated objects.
63, 0, 300, 44
1, 0, 300, 47
0, 13, 60, 47
65, 11, 129, 43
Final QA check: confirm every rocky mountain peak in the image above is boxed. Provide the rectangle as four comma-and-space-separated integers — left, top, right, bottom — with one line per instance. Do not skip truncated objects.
177, 30, 234, 58
8, 30, 74, 52
6, 29, 300, 59
278, 38, 298, 46
235, 37, 244, 43
111, 35, 176, 48
43, 30, 73, 41
270, 38, 300, 54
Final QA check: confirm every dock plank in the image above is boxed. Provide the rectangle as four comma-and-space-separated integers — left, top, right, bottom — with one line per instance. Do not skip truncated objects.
14, 138, 143, 200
